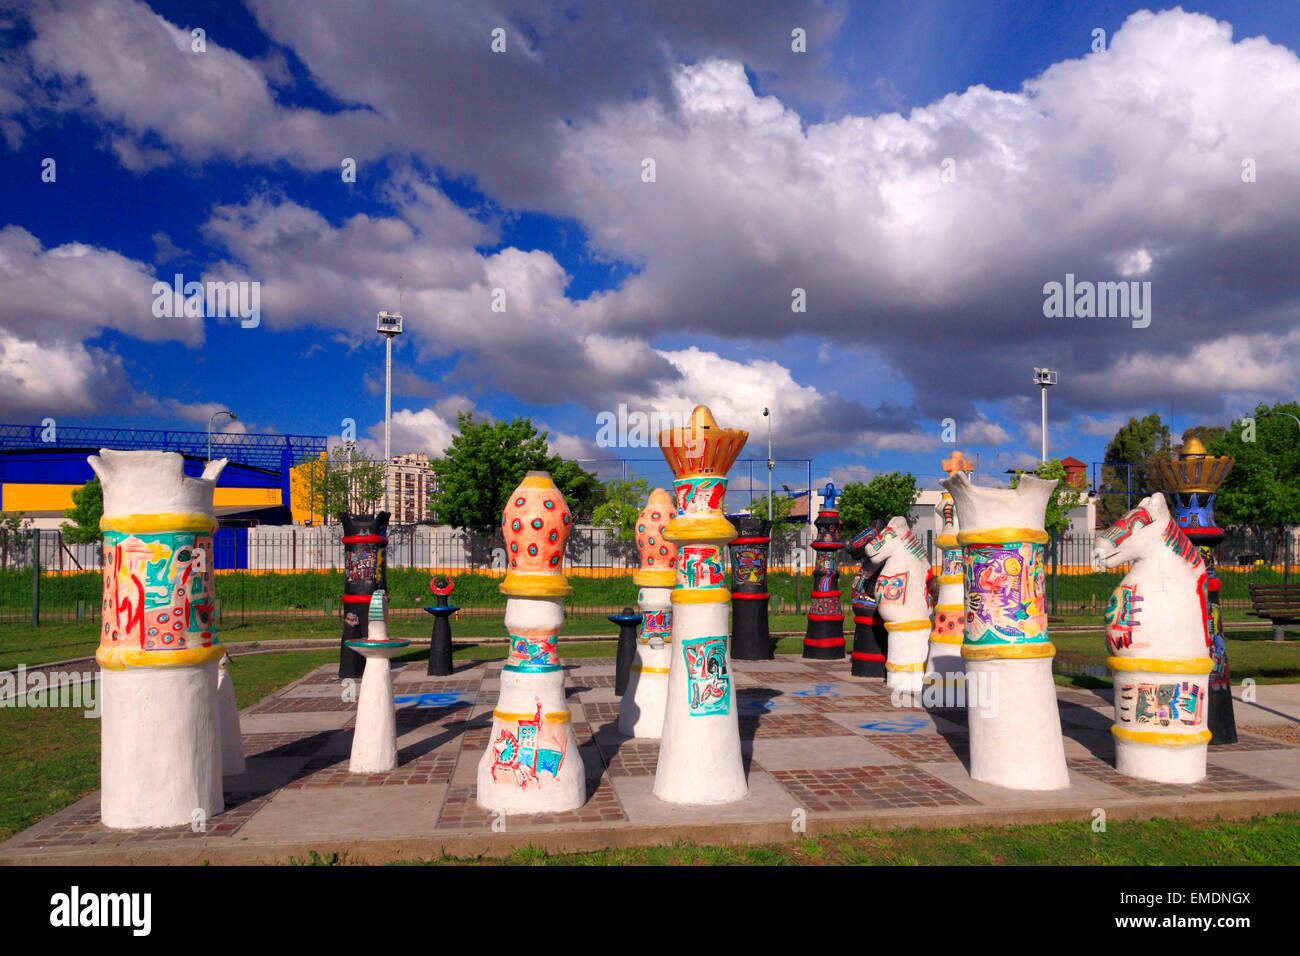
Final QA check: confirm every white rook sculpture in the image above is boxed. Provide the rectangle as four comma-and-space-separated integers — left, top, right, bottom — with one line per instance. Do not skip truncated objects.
1093, 494, 1212, 783
347, 589, 410, 774
939, 473, 1068, 790
90, 449, 228, 829
619, 488, 678, 738
654, 406, 749, 805
477, 472, 585, 813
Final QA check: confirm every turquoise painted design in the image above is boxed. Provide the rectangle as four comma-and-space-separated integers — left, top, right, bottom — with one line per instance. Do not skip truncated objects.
101, 529, 217, 653
503, 634, 563, 673
672, 476, 726, 517
962, 541, 1048, 646
682, 635, 730, 716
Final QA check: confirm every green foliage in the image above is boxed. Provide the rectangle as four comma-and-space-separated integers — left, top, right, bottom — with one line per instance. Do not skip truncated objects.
1010, 458, 1086, 539
1210, 402, 1300, 533
747, 492, 796, 525
294, 445, 389, 522
59, 478, 102, 544
1097, 414, 1171, 524
838, 472, 919, 538
429, 413, 602, 531
592, 478, 652, 543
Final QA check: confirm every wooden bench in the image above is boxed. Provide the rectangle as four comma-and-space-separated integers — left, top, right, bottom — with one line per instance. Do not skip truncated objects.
1248, 584, 1300, 642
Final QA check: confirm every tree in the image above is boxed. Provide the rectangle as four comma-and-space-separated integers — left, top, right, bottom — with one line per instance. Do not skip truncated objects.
1096, 414, 1172, 524
429, 412, 602, 532
1010, 458, 1086, 539
294, 445, 388, 523
746, 492, 800, 556
61, 477, 102, 543
1208, 402, 1300, 557
838, 472, 919, 539
592, 477, 652, 543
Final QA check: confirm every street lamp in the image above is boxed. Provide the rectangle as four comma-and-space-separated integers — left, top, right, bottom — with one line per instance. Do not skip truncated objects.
207, 410, 237, 462
763, 407, 773, 522
1033, 367, 1058, 462
377, 309, 404, 513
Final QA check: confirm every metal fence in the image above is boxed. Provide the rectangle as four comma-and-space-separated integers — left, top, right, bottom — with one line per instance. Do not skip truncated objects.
3, 524, 1296, 627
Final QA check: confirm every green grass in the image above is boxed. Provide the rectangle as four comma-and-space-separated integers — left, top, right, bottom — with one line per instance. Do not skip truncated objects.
0, 649, 337, 842
371, 814, 1300, 865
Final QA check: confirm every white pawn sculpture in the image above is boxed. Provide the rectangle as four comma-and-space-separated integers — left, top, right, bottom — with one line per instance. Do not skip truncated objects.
90, 449, 228, 829
1093, 494, 1212, 783
217, 653, 245, 776
477, 472, 585, 813
940, 472, 1068, 790
653, 406, 749, 805
619, 488, 678, 738
859, 517, 934, 695
346, 589, 409, 774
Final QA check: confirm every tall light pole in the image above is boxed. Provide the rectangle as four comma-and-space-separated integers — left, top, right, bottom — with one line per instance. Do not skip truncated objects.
1033, 368, 1058, 462
377, 310, 404, 513
207, 409, 237, 462
763, 407, 773, 522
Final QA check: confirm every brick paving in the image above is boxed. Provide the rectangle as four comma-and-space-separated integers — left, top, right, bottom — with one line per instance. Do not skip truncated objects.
5, 654, 1299, 861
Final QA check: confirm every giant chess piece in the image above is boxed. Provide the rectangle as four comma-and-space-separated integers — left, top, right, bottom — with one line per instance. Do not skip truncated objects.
338, 511, 389, 680
803, 483, 846, 660
855, 517, 934, 693
346, 589, 410, 774
846, 527, 888, 678
217, 652, 245, 777
941, 473, 1068, 790
618, 488, 678, 738
477, 472, 584, 813
654, 406, 749, 805
729, 513, 773, 660
1094, 495, 1212, 783
611, 608, 643, 695
89, 449, 227, 829
1153, 439, 1237, 743
928, 459, 969, 690
424, 576, 459, 676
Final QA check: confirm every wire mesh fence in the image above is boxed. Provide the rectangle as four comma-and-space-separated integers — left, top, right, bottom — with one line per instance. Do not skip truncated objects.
2, 524, 1296, 627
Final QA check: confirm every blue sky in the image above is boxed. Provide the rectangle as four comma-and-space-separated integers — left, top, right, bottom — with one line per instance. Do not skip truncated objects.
2, 0, 1299, 498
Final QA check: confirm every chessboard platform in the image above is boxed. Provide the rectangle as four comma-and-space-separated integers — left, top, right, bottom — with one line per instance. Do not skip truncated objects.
4, 655, 1300, 864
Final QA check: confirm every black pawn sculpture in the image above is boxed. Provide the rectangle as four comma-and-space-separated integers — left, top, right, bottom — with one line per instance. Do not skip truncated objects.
425, 575, 459, 676
609, 607, 643, 696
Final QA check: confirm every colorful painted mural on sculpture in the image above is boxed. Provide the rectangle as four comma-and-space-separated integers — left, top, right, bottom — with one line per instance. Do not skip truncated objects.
682, 635, 730, 716
488, 700, 568, 788
963, 542, 1048, 646
1117, 681, 1205, 727
101, 530, 217, 653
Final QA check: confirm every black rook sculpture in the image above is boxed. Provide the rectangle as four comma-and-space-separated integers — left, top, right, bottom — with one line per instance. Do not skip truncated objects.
803, 483, 846, 660
425, 575, 459, 676
729, 514, 774, 659
338, 511, 389, 679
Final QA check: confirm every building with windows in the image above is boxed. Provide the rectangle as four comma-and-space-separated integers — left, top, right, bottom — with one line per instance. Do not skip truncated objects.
387, 453, 437, 524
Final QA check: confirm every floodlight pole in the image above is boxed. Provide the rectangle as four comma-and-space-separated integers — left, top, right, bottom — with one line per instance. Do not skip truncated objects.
1034, 368, 1058, 463
207, 409, 237, 462
377, 310, 404, 515
763, 408, 773, 522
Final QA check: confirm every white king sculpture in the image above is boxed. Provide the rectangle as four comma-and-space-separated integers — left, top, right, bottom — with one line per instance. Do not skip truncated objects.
654, 406, 749, 805
90, 449, 228, 829
939, 472, 1069, 790
1093, 494, 1212, 783
477, 472, 585, 813
619, 488, 678, 738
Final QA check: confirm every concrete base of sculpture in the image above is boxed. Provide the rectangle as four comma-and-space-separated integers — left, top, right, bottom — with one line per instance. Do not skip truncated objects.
925, 641, 966, 691
967, 657, 1069, 790
619, 641, 671, 738
217, 655, 245, 777
885, 628, 929, 694
1115, 735, 1207, 784
347, 641, 408, 774
477, 666, 585, 813
100, 664, 224, 829
654, 600, 747, 805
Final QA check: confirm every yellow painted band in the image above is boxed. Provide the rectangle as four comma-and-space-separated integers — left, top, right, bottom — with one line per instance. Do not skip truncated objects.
935, 604, 964, 612
1107, 656, 1214, 675
930, 634, 964, 645
632, 569, 676, 587
517, 475, 560, 491
962, 642, 1056, 660
500, 572, 573, 598
937, 575, 963, 585
493, 709, 571, 723
631, 665, 670, 674
663, 515, 737, 541
957, 528, 1049, 545
1112, 726, 1212, 746
101, 513, 216, 534
95, 644, 226, 670
936, 535, 959, 549
672, 589, 730, 604
885, 661, 925, 672
883, 620, 931, 632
